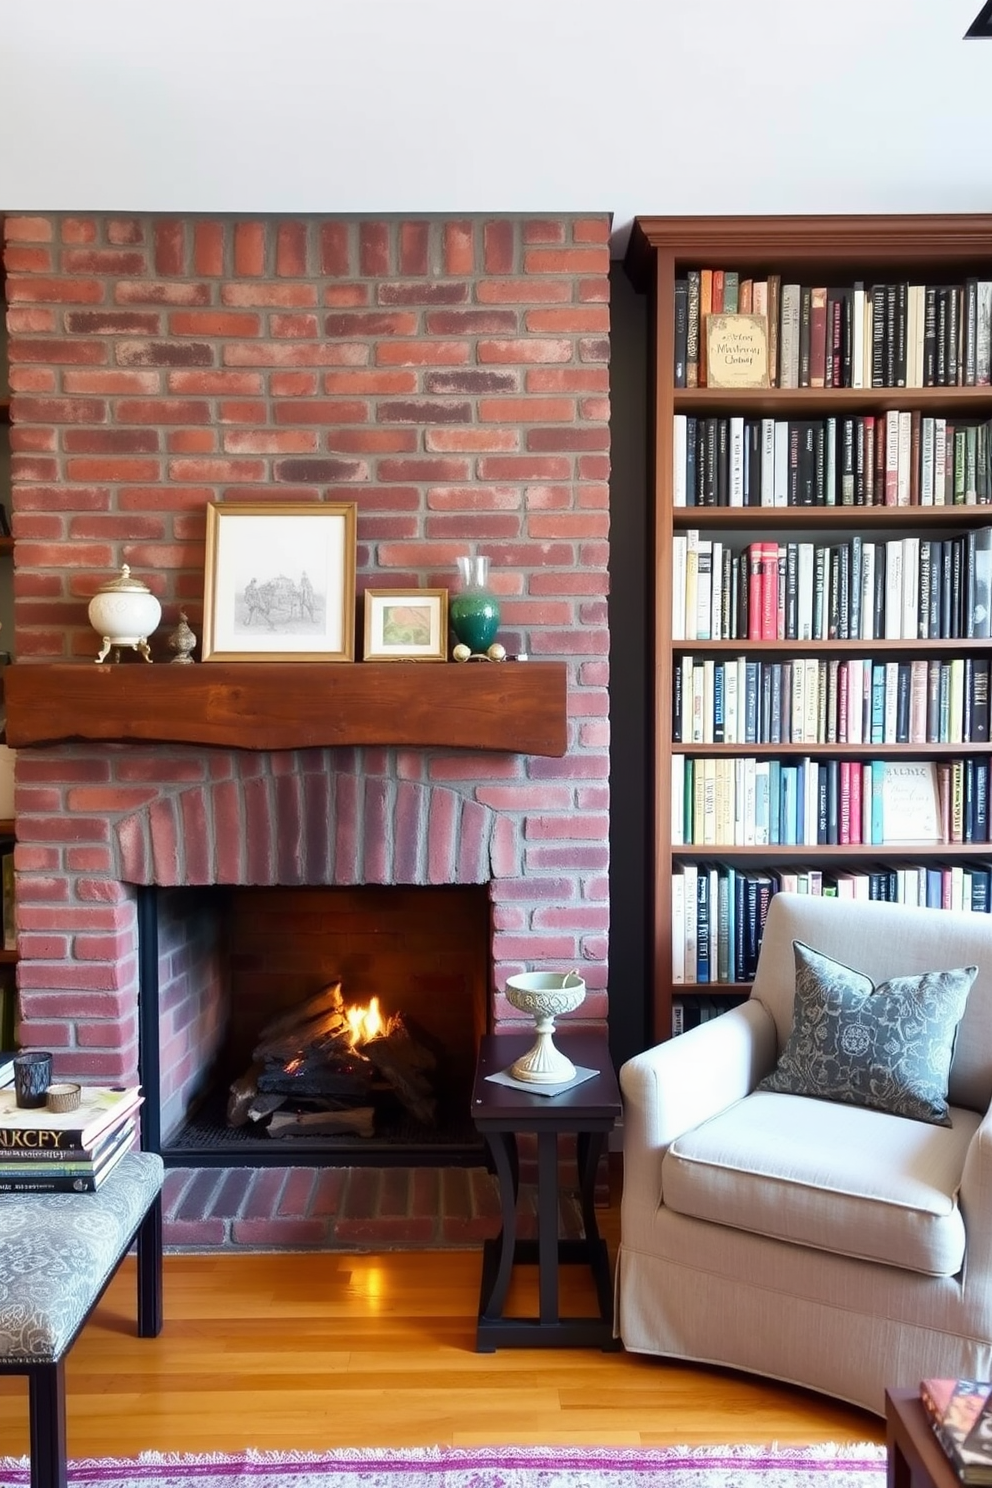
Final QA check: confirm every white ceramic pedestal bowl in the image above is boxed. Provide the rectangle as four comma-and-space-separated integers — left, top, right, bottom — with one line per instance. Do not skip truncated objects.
504, 971, 586, 1084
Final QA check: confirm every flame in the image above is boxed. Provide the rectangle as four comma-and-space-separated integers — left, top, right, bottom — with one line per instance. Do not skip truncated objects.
345, 995, 387, 1047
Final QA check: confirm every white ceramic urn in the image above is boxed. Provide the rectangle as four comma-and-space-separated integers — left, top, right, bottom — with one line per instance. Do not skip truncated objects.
88, 564, 162, 663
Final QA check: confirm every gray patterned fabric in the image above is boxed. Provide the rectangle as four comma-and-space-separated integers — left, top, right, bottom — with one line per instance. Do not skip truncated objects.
757, 940, 977, 1124
0, 1151, 163, 1362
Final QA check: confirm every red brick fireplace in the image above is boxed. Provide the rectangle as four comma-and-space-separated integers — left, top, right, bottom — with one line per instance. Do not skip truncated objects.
2, 212, 611, 1246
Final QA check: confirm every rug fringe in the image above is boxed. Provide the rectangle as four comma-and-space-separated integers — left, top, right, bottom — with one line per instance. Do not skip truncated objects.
0, 1441, 888, 1469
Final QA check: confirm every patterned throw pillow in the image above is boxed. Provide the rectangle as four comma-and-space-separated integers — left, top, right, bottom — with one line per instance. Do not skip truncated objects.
757, 941, 977, 1125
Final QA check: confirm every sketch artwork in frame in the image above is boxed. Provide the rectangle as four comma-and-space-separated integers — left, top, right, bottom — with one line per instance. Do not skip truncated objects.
201, 501, 357, 662
363, 588, 448, 662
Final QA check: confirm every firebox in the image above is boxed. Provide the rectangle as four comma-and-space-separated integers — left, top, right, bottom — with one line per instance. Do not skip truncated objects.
138, 883, 491, 1168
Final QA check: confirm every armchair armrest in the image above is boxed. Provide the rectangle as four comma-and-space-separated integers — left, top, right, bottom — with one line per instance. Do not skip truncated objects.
620, 999, 777, 1207
957, 1102, 992, 1308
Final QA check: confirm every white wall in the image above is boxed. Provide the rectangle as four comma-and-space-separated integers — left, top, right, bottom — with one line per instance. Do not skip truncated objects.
1, 0, 991, 254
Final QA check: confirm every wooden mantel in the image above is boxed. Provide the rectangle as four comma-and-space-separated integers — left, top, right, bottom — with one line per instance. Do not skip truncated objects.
3, 661, 568, 755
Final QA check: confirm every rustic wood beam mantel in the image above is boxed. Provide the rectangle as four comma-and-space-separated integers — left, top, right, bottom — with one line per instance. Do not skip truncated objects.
3, 661, 568, 756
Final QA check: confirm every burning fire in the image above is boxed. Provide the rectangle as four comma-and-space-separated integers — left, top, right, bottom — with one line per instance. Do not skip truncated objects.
344, 995, 395, 1048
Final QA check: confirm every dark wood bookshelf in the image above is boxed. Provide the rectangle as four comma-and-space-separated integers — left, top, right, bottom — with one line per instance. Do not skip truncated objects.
628, 212, 992, 1044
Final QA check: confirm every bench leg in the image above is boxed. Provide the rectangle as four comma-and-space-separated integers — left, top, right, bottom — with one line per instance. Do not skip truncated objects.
137, 1193, 163, 1338
28, 1360, 67, 1488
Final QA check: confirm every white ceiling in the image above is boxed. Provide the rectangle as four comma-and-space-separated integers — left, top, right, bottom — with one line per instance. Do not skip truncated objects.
2, 0, 992, 257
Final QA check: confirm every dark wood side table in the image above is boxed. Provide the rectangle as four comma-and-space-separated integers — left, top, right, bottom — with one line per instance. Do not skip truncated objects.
471, 1029, 622, 1351
886, 1388, 961, 1488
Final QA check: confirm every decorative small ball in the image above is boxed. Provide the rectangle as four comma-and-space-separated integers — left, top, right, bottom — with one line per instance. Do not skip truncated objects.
452, 643, 472, 663
487, 643, 506, 661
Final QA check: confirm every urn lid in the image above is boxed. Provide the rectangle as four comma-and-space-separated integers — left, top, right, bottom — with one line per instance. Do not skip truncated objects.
94, 564, 154, 596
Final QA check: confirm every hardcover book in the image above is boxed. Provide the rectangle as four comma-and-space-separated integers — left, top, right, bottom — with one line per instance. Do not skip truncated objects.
920, 1378, 992, 1485
705, 314, 769, 389
0, 1085, 142, 1151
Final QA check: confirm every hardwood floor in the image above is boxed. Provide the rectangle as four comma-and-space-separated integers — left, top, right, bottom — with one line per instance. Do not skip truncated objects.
0, 1200, 885, 1458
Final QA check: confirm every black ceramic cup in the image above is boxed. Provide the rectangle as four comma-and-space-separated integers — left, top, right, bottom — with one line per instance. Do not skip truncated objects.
13, 1050, 54, 1109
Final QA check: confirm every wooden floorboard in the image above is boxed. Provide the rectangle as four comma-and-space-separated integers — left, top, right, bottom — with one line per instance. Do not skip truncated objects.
0, 1204, 885, 1457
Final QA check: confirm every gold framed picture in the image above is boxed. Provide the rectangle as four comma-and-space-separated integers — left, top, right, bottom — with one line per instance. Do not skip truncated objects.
201, 501, 357, 662
363, 588, 448, 662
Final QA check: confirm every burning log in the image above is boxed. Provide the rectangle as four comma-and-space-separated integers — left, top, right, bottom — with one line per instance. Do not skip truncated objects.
266, 1107, 375, 1139
362, 1024, 437, 1125
226, 984, 440, 1136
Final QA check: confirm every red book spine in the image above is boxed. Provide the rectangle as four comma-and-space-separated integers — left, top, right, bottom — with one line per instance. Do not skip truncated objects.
760, 543, 779, 640
748, 543, 763, 639
839, 759, 851, 844
849, 760, 863, 844
809, 288, 827, 387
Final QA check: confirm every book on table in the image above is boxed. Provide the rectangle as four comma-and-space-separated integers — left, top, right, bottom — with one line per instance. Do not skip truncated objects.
0, 1083, 142, 1152
920, 1378, 992, 1484
0, 1116, 137, 1192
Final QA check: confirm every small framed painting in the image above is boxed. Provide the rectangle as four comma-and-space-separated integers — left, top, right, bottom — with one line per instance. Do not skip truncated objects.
201, 501, 357, 662
363, 588, 448, 662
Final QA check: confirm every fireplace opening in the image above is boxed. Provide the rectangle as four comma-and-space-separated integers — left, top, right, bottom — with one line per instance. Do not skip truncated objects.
140, 883, 492, 1168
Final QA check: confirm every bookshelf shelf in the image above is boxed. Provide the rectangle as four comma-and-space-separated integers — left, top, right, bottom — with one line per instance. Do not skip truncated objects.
628, 212, 992, 1043
676, 742, 992, 757
675, 843, 992, 860
673, 506, 989, 531
675, 637, 992, 653
674, 386, 992, 415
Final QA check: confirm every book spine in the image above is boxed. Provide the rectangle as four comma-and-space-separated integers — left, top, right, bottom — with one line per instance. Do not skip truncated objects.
686, 270, 701, 388
674, 279, 689, 387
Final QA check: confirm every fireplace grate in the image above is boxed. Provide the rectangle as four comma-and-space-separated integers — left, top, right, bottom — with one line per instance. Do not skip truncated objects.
162, 1089, 486, 1169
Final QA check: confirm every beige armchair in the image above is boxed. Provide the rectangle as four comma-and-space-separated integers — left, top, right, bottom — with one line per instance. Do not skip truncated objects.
616, 892, 992, 1415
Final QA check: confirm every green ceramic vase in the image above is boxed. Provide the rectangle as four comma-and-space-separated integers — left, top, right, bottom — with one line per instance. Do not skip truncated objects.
450, 556, 500, 653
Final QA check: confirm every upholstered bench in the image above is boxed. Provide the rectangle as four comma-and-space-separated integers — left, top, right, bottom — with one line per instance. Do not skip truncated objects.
0, 1151, 164, 1488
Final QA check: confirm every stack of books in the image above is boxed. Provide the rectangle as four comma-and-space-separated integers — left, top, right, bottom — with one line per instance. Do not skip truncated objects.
921, 1378, 992, 1485
0, 1080, 143, 1193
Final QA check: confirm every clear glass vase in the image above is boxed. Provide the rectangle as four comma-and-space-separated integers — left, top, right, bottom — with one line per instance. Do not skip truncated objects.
449, 555, 500, 654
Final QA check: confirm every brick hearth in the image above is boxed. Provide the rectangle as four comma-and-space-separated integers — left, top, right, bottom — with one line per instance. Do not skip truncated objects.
161, 1163, 589, 1250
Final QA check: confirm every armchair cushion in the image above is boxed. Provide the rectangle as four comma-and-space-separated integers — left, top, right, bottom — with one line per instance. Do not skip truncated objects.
663, 1089, 980, 1276
756, 941, 976, 1124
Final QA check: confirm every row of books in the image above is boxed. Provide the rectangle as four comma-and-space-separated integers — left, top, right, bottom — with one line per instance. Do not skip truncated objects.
674, 273, 992, 389
672, 755, 982, 848
672, 531, 992, 643
671, 994, 746, 1035
672, 865, 775, 983
673, 863, 992, 986
672, 413, 992, 509
0, 1073, 142, 1193
674, 655, 991, 747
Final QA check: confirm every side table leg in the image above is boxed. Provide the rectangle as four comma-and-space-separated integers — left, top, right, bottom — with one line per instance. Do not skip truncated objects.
480, 1131, 519, 1320
537, 1129, 560, 1325
576, 1130, 606, 1246
576, 1129, 614, 1328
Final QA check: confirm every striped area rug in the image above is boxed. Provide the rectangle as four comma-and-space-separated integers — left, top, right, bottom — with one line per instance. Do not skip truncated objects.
0, 1443, 888, 1488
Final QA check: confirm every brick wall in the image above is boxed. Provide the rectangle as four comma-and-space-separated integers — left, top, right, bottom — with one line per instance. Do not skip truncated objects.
1, 214, 611, 1240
